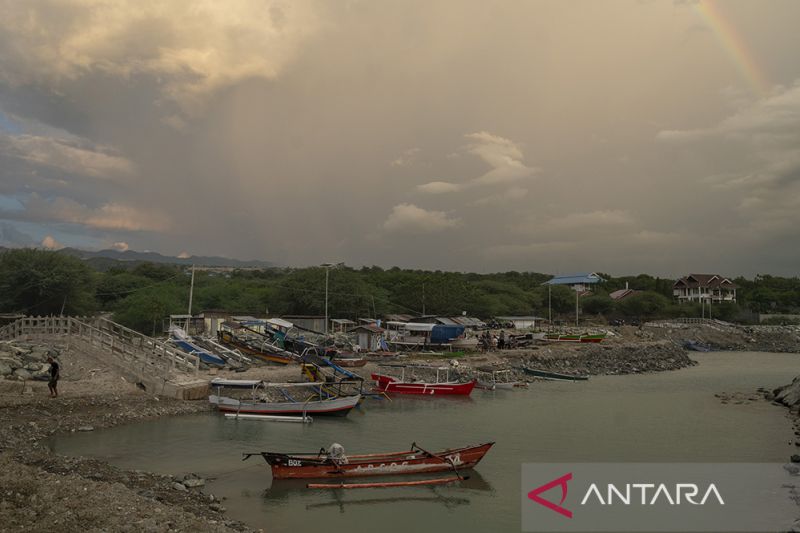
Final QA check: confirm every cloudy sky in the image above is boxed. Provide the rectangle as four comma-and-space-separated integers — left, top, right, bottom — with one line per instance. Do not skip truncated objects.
1, 0, 799, 276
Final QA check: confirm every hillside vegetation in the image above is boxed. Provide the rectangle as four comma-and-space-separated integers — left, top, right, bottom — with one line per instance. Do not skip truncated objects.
1, 249, 798, 334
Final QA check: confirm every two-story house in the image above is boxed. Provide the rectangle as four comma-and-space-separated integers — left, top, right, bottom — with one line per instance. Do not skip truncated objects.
673, 274, 737, 303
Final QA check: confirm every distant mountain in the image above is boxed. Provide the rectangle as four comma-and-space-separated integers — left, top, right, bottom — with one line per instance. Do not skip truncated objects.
55, 247, 274, 268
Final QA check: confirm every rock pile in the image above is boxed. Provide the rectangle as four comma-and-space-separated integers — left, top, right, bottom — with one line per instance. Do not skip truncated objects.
0, 341, 59, 381
523, 341, 695, 376
774, 376, 800, 410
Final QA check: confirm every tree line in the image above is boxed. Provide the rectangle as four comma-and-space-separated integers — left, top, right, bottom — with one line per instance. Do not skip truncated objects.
1, 249, 798, 334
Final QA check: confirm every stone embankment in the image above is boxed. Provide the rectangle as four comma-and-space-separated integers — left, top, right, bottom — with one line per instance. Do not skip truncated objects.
0, 340, 59, 381
520, 341, 695, 376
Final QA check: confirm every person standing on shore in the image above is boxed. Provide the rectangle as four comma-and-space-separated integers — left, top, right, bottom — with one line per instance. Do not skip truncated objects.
47, 357, 59, 398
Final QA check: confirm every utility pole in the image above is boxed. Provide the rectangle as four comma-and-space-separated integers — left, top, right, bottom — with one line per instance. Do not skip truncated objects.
321, 262, 343, 335
422, 282, 426, 315
575, 287, 579, 327
187, 264, 195, 332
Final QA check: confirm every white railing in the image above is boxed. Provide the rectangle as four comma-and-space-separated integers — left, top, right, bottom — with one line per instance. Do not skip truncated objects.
0, 316, 199, 377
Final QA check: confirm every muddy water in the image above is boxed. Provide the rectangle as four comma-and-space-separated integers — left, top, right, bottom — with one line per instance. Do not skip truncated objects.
52, 352, 799, 532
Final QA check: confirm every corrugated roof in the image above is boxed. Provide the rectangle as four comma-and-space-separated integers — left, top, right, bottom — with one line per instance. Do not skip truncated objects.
450, 316, 486, 327
543, 273, 604, 285
349, 324, 385, 333
495, 316, 545, 320
435, 317, 459, 325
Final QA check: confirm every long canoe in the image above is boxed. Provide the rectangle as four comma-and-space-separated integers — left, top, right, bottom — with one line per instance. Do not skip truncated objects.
521, 367, 589, 381
209, 393, 360, 417
372, 374, 476, 396
245, 442, 494, 479
544, 333, 606, 343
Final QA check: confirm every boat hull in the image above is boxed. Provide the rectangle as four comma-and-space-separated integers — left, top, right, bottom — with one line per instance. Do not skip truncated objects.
521, 367, 589, 381
372, 374, 476, 396
330, 358, 367, 367
544, 333, 606, 343
209, 394, 360, 417
217, 331, 295, 365
261, 442, 494, 479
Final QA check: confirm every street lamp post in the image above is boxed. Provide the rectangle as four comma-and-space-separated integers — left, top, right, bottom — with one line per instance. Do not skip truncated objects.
321, 262, 344, 335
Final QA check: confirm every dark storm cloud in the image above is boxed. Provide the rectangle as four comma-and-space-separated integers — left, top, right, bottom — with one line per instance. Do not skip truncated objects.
0, 0, 799, 275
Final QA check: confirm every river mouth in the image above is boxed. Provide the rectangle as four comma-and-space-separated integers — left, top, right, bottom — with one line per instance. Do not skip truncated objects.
51, 352, 799, 532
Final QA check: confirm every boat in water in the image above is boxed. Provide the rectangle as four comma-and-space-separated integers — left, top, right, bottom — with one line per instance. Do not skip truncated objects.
244, 441, 495, 479
544, 332, 606, 343
209, 379, 361, 417
372, 364, 476, 396
520, 366, 589, 381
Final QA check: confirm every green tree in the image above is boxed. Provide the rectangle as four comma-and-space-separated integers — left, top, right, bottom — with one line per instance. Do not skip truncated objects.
616, 291, 669, 319
113, 285, 186, 335
0, 249, 96, 315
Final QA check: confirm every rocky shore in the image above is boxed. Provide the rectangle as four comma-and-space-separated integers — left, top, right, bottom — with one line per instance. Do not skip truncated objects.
1, 324, 797, 532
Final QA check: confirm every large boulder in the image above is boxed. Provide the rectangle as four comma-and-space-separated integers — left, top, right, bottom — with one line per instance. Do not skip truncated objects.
0, 361, 12, 376
12, 368, 31, 380
774, 376, 800, 408
0, 356, 22, 369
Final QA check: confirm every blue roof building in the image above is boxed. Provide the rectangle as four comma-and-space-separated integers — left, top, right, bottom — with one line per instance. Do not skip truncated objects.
543, 273, 604, 287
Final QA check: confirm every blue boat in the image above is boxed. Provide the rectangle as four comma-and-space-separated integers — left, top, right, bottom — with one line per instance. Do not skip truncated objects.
171, 327, 226, 367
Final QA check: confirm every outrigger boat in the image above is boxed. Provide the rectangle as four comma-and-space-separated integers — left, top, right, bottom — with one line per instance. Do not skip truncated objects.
521, 366, 589, 381
243, 441, 495, 479
170, 326, 226, 367
372, 364, 476, 396
544, 332, 606, 343
209, 379, 361, 417
217, 325, 297, 365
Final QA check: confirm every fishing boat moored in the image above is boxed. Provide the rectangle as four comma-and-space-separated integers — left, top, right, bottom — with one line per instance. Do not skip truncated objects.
372, 364, 476, 396
520, 366, 589, 381
244, 441, 495, 479
209, 379, 362, 417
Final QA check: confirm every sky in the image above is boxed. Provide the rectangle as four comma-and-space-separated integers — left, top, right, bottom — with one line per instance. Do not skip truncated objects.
1, 0, 799, 277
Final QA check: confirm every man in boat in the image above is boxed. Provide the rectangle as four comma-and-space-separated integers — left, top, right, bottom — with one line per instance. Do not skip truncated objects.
47, 356, 60, 398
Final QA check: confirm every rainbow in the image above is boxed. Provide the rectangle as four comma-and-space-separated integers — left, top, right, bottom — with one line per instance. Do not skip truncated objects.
692, 0, 770, 96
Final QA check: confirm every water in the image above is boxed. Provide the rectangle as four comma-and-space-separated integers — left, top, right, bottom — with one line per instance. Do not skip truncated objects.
52, 352, 799, 532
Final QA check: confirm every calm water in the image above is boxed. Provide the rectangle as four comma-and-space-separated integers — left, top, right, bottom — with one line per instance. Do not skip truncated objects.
52, 352, 799, 532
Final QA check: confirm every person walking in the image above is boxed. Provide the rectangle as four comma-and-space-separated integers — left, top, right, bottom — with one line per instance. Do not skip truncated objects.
47, 356, 60, 398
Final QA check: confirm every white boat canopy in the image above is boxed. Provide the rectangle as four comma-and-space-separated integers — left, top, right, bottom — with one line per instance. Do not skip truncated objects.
266, 318, 294, 329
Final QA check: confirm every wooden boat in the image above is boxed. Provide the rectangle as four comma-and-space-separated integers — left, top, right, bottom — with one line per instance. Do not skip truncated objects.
209, 379, 361, 417
217, 330, 296, 365
209, 392, 360, 417
170, 327, 226, 367
544, 332, 606, 343
372, 365, 476, 395
521, 366, 589, 381
307, 476, 463, 489
244, 441, 495, 479
327, 353, 367, 367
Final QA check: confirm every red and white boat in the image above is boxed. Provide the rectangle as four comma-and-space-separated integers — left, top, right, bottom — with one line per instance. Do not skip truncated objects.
371, 364, 476, 396
245, 441, 495, 479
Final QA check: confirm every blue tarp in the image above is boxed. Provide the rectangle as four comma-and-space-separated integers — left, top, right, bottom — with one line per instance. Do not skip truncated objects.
430, 325, 465, 344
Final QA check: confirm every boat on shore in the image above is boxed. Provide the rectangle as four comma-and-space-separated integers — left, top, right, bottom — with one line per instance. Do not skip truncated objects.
372, 364, 476, 396
244, 441, 495, 479
520, 366, 589, 381
544, 332, 606, 343
217, 329, 297, 365
170, 326, 226, 367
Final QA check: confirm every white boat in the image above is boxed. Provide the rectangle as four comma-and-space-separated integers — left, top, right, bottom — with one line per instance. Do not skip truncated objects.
209, 392, 361, 417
